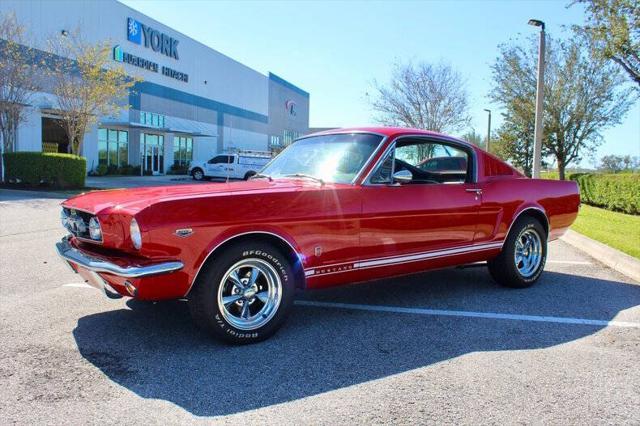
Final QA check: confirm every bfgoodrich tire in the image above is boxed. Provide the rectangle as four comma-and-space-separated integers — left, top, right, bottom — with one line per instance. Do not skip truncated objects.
487, 216, 547, 288
188, 242, 295, 344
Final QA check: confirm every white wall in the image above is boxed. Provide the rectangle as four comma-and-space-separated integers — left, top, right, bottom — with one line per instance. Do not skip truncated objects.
1, 0, 269, 115
223, 127, 269, 152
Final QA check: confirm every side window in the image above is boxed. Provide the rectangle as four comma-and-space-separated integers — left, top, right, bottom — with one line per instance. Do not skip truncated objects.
226, 155, 235, 164
210, 155, 228, 164
395, 140, 469, 184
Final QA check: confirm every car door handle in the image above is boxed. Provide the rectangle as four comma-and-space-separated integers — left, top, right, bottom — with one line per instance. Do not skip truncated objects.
465, 188, 482, 194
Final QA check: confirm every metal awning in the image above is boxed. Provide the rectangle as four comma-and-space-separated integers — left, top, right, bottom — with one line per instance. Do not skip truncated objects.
99, 121, 215, 138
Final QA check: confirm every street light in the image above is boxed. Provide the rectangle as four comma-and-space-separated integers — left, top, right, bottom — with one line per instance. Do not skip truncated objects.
528, 18, 545, 178
483, 109, 491, 152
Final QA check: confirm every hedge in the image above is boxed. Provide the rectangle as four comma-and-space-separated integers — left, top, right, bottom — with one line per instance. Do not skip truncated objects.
569, 173, 640, 215
2, 152, 86, 189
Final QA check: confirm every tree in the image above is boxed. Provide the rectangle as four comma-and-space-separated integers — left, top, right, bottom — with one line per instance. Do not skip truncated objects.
490, 34, 635, 179
570, 0, 640, 87
599, 154, 640, 172
370, 61, 471, 133
0, 12, 43, 178
460, 129, 485, 150
47, 31, 136, 155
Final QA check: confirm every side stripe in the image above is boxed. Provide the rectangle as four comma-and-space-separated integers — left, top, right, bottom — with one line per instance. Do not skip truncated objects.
305, 241, 504, 278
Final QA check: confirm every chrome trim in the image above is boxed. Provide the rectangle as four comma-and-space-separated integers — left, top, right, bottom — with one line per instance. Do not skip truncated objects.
184, 231, 302, 297
502, 207, 550, 247
304, 241, 504, 278
351, 135, 388, 184
361, 134, 479, 186
56, 236, 184, 278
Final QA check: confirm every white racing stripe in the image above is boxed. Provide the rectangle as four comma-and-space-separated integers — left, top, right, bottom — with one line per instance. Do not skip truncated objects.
295, 300, 640, 328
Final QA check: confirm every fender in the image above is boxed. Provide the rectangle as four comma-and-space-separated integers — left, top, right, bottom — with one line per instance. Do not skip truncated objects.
502, 204, 549, 247
184, 227, 305, 297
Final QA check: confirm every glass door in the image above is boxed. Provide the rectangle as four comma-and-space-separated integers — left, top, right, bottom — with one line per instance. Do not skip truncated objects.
141, 133, 164, 175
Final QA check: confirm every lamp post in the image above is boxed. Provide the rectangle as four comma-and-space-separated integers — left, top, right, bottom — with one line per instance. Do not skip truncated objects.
528, 18, 545, 178
483, 109, 491, 152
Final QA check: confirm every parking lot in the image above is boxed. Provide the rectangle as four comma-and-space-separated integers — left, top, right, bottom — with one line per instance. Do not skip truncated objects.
1, 189, 639, 424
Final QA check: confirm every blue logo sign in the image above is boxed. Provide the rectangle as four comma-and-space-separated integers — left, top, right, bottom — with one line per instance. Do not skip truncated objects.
127, 18, 142, 44
126, 17, 179, 60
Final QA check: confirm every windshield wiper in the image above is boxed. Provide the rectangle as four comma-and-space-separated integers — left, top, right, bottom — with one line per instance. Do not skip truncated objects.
283, 173, 325, 185
250, 173, 272, 181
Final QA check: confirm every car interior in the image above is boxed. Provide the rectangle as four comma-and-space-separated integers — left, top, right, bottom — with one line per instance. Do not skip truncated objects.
369, 139, 472, 185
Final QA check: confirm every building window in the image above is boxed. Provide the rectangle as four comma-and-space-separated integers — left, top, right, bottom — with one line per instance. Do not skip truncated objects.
98, 128, 128, 167
283, 130, 301, 147
269, 135, 281, 147
173, 136, 193, 166
140, 111, 165, 128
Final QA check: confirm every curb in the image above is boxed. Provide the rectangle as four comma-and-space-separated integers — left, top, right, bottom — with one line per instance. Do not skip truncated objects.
561, 229, 640, 283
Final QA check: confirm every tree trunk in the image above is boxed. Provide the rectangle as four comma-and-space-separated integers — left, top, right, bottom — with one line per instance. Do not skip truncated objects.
557, 157, 566, 180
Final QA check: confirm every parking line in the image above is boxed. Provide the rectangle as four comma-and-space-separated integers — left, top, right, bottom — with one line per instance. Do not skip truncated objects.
295, 300, 640, 328
63, 283, 93, 289
547, 260, 592, 265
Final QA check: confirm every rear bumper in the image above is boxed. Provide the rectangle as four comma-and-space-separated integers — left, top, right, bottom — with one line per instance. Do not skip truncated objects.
56, 236, 184, 298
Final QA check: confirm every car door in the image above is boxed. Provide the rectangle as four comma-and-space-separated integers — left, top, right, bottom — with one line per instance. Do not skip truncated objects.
206, 155, 233, 178
359, 137, 481, 271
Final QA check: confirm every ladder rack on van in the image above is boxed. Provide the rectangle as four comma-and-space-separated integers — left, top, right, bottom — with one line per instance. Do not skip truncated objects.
222, 148, 273, 158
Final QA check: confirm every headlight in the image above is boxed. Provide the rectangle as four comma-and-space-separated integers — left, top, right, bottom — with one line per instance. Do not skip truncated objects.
130, 218, 142, 249
88, 217, 102, 241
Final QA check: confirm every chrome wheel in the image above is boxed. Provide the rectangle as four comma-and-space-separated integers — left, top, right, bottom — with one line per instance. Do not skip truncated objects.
193, 169, 204, 180
217, 258, 282, 331
514, 228, 543, 278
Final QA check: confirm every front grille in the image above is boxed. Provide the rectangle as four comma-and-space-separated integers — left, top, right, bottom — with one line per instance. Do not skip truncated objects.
63, 208, 94, 240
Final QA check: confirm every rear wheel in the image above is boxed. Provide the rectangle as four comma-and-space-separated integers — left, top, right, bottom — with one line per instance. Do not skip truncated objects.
188, 242, 295, 344
488, 216, 547, 288
192, 168, 204, 181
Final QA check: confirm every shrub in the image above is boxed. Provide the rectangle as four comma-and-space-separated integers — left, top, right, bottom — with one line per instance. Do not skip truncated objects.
167, 163, 189, 175
94, 164, 108, 176
3, 152, 86, 189
570, 173, 640, 215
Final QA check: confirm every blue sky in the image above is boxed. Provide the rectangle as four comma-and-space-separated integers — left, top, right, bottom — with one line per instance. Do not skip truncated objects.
121, 0, 639, 165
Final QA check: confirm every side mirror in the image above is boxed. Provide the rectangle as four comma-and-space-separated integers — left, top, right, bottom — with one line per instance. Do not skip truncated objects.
392, 169, 412, 184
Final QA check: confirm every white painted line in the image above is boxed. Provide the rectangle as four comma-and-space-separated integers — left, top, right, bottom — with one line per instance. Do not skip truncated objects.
63, 282, 93, 289
547, 260, 592, 265
295, 300, 640, 329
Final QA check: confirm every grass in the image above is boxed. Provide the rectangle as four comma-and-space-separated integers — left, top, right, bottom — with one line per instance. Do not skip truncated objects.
571, 204, 640, 259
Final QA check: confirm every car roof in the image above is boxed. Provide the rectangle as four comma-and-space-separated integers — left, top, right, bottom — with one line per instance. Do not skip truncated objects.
304, 127, 474, 148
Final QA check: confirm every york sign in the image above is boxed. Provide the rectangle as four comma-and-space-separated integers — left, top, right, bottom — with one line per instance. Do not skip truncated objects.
127, 18, 179, 60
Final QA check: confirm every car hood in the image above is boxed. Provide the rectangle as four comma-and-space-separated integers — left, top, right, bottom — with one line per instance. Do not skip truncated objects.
62, 179, 307, 215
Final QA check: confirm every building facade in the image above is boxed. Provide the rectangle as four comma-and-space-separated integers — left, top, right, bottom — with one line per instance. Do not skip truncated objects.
1, 0, 309, 174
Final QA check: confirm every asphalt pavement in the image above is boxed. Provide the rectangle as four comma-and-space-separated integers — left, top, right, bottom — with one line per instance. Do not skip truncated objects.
1, 189, 638, 425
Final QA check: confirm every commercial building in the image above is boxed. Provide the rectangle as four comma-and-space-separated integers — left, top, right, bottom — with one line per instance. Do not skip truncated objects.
1, 0, 309, 175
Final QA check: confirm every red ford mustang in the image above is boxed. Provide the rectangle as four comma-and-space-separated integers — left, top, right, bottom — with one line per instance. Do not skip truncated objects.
57, 128, 580, 343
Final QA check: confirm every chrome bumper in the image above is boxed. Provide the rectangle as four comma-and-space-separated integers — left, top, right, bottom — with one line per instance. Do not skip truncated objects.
56, 236, 184, 279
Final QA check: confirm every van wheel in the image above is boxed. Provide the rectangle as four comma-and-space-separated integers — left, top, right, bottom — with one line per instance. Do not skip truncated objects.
188, 242, 295, 344
192, 168, 204, 181
488, 216, 547, 288
244, 171, 257, 180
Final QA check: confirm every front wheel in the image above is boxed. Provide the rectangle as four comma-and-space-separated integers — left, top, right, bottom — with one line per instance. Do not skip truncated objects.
488, 216, 547, 288
188, 242, 295, 344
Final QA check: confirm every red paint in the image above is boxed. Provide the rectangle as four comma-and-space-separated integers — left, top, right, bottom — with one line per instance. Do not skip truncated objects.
61, 127, 580, 301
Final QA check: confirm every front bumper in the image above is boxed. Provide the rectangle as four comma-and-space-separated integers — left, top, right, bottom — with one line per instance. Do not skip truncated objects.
56, 236, 184, 298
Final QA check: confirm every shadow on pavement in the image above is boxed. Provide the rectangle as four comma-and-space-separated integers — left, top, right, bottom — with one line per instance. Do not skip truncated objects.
73, 269, 639, 416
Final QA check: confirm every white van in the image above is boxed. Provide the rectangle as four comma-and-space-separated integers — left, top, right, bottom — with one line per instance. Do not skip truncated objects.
188, 150, 272, 181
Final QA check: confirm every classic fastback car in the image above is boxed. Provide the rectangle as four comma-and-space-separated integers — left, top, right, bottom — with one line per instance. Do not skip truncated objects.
57, 128, 580, 343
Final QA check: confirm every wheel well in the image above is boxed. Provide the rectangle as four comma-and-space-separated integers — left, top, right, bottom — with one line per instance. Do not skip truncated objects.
192, 167, 203, 173
515, 208, 549, 237
196, 233, 306, 290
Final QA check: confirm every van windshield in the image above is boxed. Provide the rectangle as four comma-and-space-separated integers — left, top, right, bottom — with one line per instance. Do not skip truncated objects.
261, 133, 383, 184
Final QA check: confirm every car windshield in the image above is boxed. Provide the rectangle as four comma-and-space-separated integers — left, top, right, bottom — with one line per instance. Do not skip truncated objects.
261, 133, 383, 184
